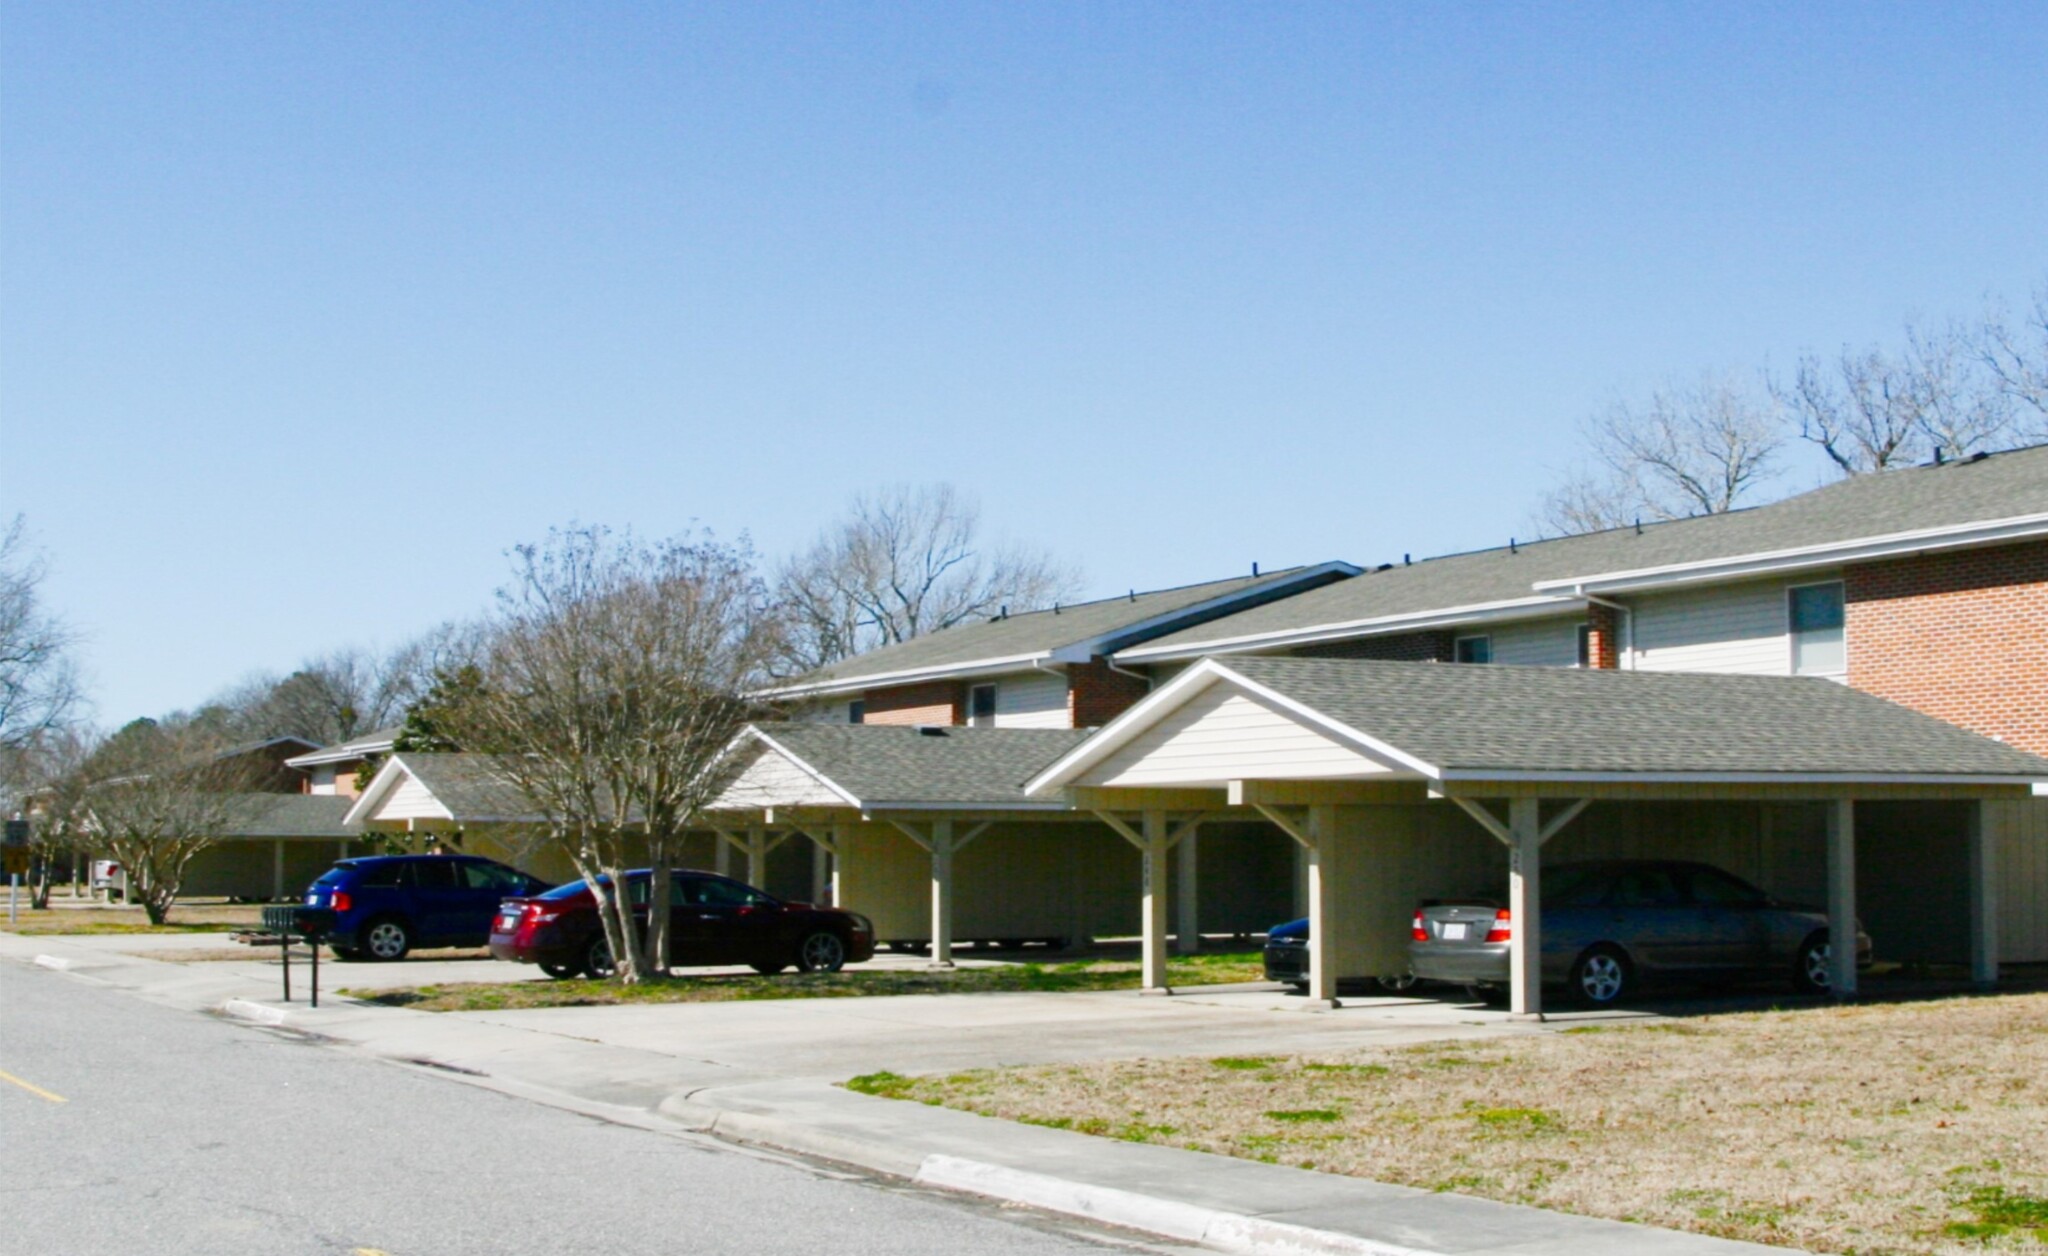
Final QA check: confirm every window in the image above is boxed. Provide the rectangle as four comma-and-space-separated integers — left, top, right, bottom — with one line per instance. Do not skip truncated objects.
689, 877, 773, 908
411, 860, 459, 890
1789, 582, 1845, 676
1576, 623, 1593, 668
847, 699, 864, 725
968, 683, 998, 726
1453, 635, 1492, 664
1609, 867, 1684, 907
460, 861, 527, 892
359, 861, 411, 889
1685, 866, 1767, 907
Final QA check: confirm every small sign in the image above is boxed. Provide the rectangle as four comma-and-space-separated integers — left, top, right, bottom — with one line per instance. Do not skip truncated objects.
2, 847, 29, 876
2, 819, 26, 846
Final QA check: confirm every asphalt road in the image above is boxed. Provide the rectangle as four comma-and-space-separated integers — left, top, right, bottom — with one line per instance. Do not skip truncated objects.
0, 962, 1159, 1256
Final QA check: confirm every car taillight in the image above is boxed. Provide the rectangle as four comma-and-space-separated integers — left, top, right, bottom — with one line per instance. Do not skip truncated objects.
1484, 909, 1511, 943
1411, 913, 1428, 942
331, 890, 352, 913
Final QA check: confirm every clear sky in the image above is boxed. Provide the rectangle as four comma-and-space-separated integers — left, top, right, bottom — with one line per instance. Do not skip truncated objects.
5, 2, 2046, 727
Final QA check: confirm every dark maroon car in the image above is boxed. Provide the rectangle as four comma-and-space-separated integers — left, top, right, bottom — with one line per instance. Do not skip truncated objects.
489, 868, 876, 979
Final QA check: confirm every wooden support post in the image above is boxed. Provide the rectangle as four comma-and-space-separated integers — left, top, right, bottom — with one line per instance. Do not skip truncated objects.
930, 818, 955, 968
715, 831, 732, 878
832, 820, 851, 908
746, 822, 768, 890
1508, 797, 1543, 1019
1304, 805, 1338, 1007
811, 839, 830, 905
1174, 823, 1200, 955
1968, 800, 1998, 987
1139, 810, 1170, 992
1826, 799, 1858, 998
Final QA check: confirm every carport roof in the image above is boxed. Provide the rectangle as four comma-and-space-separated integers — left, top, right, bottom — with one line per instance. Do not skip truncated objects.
215, 793, 356, 840
715, 723, 1094, 810
345, 752, 538, 826
1030, 657, 2048, 790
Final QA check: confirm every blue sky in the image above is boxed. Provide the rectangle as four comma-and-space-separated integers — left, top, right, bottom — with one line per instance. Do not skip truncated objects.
5, 2, 2046, 725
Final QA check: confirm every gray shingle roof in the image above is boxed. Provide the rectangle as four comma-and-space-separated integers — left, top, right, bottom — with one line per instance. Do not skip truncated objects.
394, 753, 536, 819
285, 727, 402, 768
737, 723, 1094, 806
1127, 443, 2048, 658
1214, 657, 2048, 779
764, 566, 1354, 692
216, 794, 357, 840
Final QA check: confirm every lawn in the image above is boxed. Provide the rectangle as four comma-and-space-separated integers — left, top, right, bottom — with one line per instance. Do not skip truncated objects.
0, 902, 262, 934
846, 992, 2048, 1255
346, 950, 1266, 1012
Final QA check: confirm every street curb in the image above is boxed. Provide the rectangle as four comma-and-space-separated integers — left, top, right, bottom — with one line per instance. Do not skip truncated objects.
914, 1154, 1428, 1256
33, 954, 78, 971
219, 998, 294, 1027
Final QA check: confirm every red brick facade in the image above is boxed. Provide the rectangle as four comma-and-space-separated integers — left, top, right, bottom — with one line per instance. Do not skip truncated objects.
1069, 657, 1152, 728
1846, 539, 2048, 757
1294, 631, 1454, 662
861, 680, 965, 726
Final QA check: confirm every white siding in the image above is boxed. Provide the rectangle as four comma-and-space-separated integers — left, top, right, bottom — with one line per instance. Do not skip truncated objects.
710, 750, 847, 810
1088, 684, 1395, 787
1992, 798, 2048, 964
992, 669, 1071, 729
1630, 578, 1813, 675
368, 773, 454, 822
1490, 617, 1583, 668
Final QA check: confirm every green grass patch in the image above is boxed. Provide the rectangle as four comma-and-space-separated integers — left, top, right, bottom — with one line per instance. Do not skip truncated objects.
1943, 1184, 2048, 1241
1210, 1056, 1278, 1071
1265, 1108, 1343, 1123
845, 1070, 917, 1099
1472, 1106, 1556, 1131
1302, 1062, 1389, 1076
348, 950, 1267, 1012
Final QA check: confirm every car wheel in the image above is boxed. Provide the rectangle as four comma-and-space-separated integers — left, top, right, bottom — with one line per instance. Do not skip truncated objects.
361, 917, 412, 962
750, 962, 787, 976
1377, 971, 1419, 992
1569, 945, 1631, 1007
584, 935, 617, 980
1289, 980, 1309, 995
539, 960, 581, 980
797, 930, 847, 974
1792, 933, 1833, 995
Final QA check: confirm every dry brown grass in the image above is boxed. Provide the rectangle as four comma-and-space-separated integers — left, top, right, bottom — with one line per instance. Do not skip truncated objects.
862, 993, 2048, 1254
0, 902, 264, 934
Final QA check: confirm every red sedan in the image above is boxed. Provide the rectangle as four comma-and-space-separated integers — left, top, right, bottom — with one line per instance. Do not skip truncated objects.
490, 868, 876, 979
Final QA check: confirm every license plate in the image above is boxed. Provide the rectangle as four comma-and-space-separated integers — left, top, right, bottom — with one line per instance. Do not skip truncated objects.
1441, 921, 1469, 940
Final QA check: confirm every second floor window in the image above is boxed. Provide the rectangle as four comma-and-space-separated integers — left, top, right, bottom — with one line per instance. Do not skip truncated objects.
847, 699, 864, 725
968, 683, 998, 726
1453, 635, 1492, 664
1789, 582, 1846, 676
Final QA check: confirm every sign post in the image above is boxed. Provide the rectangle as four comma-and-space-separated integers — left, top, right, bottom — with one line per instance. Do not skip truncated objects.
4, 818, 28, 926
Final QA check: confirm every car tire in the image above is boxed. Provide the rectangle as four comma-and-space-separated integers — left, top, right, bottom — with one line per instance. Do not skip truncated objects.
584, 935, 617, 980
1288, 980, 1310, 995
1569, 945, 1632, 1007
540, 960, 581, 980
796, 930, 847, 974
1377, 971, 1419, 992
361, 917, 412, 962
750, 962, 787, 976
1792, 933, 1833, 995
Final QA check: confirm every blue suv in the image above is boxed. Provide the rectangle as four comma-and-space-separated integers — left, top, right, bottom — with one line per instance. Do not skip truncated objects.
305, 855, 551, 961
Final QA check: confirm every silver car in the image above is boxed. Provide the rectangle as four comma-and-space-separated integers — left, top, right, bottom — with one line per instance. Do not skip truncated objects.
1408, 860, 1872, 1007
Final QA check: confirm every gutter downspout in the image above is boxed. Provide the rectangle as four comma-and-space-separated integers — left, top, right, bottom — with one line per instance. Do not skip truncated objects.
1577, 592, 1634, 670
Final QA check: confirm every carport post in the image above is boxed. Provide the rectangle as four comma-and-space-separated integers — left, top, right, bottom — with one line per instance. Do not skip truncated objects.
1174, 823, 1200, 956
272, 840, 285, 901
1304, 806, 1339, 1007
1967, 801, 1998, 987
1507, 797, 1543, 1019
812, 839, 831, 906
1140, 810, 1170, 990
929, 819, 955, 968
745, 823, 769, 890
1826, 799, 1858, 998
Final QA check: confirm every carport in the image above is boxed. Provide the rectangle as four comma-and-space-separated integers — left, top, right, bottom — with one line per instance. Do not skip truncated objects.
1027, 657, 2048, 1017
702, 723, 1229, 965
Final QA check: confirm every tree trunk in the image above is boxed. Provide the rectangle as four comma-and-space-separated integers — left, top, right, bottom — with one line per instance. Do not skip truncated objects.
644, 854, 672, 979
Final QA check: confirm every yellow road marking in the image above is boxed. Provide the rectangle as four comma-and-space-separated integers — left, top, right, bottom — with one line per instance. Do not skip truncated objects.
353, 1249, 393, 1256
0, 1068, 67, 1104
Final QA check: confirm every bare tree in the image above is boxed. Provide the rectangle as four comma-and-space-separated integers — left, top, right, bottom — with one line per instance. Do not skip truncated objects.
7, 728, 93, 909
1536, 375, 1783, 537
1980, 285, 2048, 432
1774, 319, 2020, 475
773, 484, 1083, 674
80, 724, 269, 924
0, 517, 84, 753
203, 625, 478, 746
438, 526, 778, 984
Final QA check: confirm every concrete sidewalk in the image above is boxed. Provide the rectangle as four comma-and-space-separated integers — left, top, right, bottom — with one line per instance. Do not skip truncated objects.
2, 931, 1789, 1256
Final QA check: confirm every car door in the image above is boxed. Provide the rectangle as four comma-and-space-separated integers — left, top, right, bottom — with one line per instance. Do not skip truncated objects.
1680, 865, 1773, 972
408, 859, 468, 945
455, 860, 532, 944
682, 875, 784, 968
1604, 866, 1697, 974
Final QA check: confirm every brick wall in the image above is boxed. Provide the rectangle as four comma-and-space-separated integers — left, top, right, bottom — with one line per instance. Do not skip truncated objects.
1585, 603, 1621, 670
1846, 540, 2048, 757
1292, 631, 1454, 662
861, 680, 965, 726
1070, 658, 1151, 728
